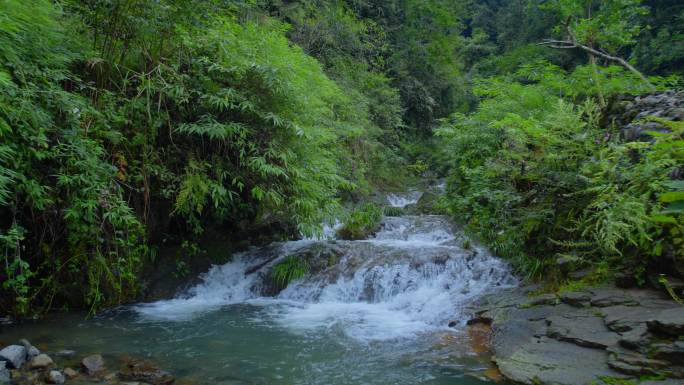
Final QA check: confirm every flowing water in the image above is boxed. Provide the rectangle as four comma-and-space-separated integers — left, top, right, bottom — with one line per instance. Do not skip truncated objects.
0, 199, 516, 384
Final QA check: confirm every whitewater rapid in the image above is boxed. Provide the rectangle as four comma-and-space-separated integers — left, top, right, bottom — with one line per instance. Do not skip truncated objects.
135, 214, 516, 342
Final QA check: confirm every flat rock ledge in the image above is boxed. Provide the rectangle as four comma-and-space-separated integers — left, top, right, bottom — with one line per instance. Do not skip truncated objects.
467, 285, 684, 385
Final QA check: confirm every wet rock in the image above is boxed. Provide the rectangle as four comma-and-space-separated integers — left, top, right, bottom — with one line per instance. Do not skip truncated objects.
0, 345, 27, 369
528, 293, 557, 306
545, 314, 620, 349
119, 358, 174, 385
0, 361, 9, 384
617, 328, 650, 351
81, 354, 105, 376
47, 370, 65, 384
560, 291, 592, 307
603, 305, 669, 333
63, 367, 78, 378
589, 289, 639, 307
640, 380, 684, 385
28, 353, 54, 369
19, 340, 39, 360
646, 307, 684, 336
494, 337, 624, 385
607, 346, 670, 377
651, 341, 684, 366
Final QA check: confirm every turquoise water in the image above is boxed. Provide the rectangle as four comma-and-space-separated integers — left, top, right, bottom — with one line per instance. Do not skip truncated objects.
1, 304, 500, 384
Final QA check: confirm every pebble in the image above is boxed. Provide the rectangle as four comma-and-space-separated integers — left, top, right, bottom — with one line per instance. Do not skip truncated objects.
47, 370, 65, 384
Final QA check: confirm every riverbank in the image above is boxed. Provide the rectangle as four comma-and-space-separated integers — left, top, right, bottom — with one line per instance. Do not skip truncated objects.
466, 284, 684, 385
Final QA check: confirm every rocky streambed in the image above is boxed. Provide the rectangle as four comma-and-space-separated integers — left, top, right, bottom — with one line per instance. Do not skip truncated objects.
0, 339, 175, 385
466, 285, 684, 385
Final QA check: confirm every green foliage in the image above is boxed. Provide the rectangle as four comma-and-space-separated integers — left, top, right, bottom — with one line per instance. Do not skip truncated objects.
543, 0, 649, 53
437, 62, 683, 279
0, 0, 409, 314
337, 203, 383, 240
383, 206, 404, 217
272, 256, 310, 289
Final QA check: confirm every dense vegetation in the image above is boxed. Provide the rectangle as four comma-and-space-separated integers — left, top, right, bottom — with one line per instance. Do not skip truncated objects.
1, 0, 682, 315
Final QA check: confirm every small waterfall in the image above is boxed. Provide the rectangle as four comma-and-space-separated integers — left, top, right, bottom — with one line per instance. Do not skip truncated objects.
135, 208, 516, 341
386, 191, 422, 207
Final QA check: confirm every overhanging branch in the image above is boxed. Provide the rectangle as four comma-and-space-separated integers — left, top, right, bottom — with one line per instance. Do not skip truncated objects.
538, 39, 655, 90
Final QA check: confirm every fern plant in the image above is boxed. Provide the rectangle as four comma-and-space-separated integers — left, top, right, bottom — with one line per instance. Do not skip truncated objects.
272, 256, 310, 289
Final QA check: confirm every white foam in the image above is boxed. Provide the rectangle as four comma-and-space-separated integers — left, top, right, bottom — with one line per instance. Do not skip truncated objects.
135, 214, 516, 341
386, 191, 422, 208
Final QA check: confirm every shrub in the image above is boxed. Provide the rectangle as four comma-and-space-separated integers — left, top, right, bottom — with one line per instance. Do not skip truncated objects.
272, 256, 310, 289
337, 203, 383, 240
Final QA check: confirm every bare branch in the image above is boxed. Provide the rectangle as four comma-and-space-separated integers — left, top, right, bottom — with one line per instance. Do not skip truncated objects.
538, 37, 655, 90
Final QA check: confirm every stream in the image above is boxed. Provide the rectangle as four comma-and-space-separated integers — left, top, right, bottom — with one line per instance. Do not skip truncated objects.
0, 192, 516, 384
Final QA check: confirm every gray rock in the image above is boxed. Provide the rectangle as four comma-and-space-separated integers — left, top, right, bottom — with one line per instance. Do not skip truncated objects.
28, 353, 54, 369
528, 293, 557, 306
545, 314, 620, 349
651, 341, 684, 365
47, 370, 65, 384
589, 288, 639, 307
647, 307, 684, 336
18, 340, 38, 360
81, 354, 105, 376
603, 305, 670, 333
494, 337, 626, 385
608, 346, 670, 376
0, 345, 27, 369
27, 346, 40, 359
0, 361, 9, 384
640, 381, 684, 385
560, 291, 592, 307
617, 328, 651, 351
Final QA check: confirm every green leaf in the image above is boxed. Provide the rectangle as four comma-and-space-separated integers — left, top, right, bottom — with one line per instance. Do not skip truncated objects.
663, 180, 684, 191
659, 191, 684, 203
662, 201, 684, 214
651, 214, 677, 224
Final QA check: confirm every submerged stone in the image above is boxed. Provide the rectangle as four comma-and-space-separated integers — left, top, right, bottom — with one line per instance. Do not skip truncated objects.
81, 354, 105, 376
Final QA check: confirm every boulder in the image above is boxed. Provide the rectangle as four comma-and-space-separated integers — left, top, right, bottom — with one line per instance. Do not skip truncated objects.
28, 354, 54, 370
0, 361, 9, 384
19, 340, 39, 360
81, 354, 105, 376
0, 345, 27, 369
47, 370, 65, 384
647, 307, 684, 336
